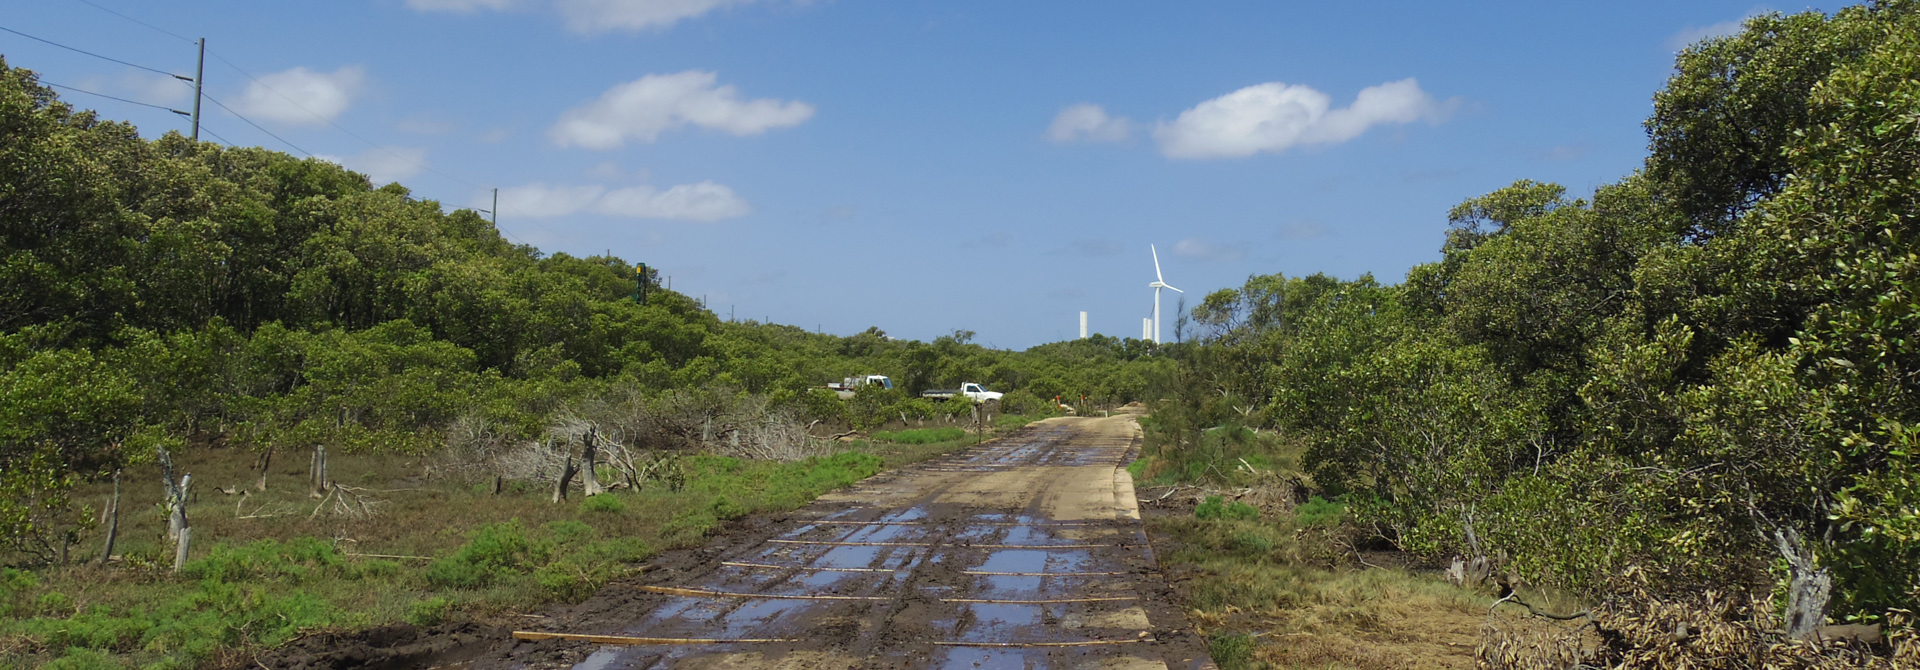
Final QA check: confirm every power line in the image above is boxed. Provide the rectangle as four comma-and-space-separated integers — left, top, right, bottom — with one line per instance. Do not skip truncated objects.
72, 0, 196, 44
41, 80, 190, 116
46, 3, 557, 249
0, 24, 191, 80
198, 91, 310, 157
197, 124, 233, 146
201, 51, 571, 245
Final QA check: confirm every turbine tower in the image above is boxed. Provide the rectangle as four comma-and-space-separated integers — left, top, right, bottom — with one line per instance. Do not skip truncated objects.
1149, 244, 1183, 344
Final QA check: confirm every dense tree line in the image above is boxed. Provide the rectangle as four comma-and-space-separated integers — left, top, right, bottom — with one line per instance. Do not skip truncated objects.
1161, 2, 1918, 621
0, 58, 1163, 565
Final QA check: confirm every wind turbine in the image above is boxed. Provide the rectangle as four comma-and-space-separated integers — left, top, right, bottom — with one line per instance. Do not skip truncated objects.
1149, 244, 1182, 344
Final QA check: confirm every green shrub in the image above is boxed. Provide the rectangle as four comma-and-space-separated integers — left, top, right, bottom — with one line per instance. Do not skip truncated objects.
40, 646, 121, 670
578, 494, 625, 514
1295, 496, 1346, 527
0, 567, 35, 617
406, 597, 453, 627
709, 495, 748, 521
425, 521, 550, 589
1195, 495, 1260, 521
37, 591, 74, 616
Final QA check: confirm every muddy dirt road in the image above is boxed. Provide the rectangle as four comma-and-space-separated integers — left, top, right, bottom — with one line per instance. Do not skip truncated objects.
493, 413, 1215, 669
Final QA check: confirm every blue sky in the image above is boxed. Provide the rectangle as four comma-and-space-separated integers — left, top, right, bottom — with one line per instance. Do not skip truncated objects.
4, 0, 1781, 347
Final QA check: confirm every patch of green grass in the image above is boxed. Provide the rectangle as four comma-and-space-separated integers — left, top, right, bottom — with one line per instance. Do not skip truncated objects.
1196, 495, 1260, 521
870, 427, 965, 444
578, 494, 626, 514
1207, 631, 1258, 670
1296, 496, 1346, 527
1137, 422, 1305, 487
993, 414, 1039, 430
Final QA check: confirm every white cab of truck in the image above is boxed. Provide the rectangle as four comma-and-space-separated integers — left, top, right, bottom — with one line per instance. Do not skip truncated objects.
922, 382, 1003, 403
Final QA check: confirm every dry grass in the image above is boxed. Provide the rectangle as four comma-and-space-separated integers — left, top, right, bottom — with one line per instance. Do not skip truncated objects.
1151, 514, 1492, 669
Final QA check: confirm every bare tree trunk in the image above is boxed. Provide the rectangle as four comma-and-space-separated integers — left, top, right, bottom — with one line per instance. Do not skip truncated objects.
1774, 528, 1832, 638
175, 473, 191, 533
552, 452, 577, 503
99, 470, 120, 563
173, 526, 192, 572
254, 447, 273, 492
581, 429, 604, 497
310, 445, 329, 498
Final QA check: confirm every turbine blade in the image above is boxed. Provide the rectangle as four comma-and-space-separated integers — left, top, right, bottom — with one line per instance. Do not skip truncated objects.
1151, 245, 1164, 283
1164, 284, 1183, 293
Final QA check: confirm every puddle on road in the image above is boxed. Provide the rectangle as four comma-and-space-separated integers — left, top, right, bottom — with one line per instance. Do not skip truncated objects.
559, 417, 1180, 669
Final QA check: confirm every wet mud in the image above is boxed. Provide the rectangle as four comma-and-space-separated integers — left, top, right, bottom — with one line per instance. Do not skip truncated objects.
269, 414, 1214, 670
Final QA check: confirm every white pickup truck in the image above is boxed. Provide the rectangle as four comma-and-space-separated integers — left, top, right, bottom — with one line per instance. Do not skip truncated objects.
825, 375, 893, 399
920, 382, 1003, 403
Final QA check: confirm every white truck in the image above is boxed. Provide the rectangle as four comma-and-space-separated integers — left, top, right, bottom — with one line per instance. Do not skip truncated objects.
920, 382, 1003, 403
825, 375, 893, 399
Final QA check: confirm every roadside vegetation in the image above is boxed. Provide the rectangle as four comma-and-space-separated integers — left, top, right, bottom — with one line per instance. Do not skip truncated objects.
0, 55, 1150, 668
1143, 3, 1920, 667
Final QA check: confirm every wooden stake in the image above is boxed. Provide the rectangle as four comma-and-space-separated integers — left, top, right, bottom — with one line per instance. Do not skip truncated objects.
254, 447, 273, 492
98, 469, 120, 563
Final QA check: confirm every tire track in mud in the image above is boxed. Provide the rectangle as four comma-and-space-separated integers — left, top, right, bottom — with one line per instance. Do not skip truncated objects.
475, 414, 1215, 670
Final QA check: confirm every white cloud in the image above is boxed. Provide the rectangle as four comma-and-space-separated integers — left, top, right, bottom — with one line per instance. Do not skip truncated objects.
492, 181, 749, 221
1154, 78, 1451, 160
549, 70, 814, 149
596, 181, 750, 221
555, 0, 754, 33
1172, 238, 1244, 261
1047, 103, 1132, 144
495, 183, 606, 217
233, 66, 365, 125
405, 0, 518, 10
318, 147, 428, 184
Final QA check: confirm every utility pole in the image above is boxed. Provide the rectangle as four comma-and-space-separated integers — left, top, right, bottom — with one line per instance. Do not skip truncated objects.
490, 188, 498, 225
190, 38, 205, 141
635, 263, 647, 303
